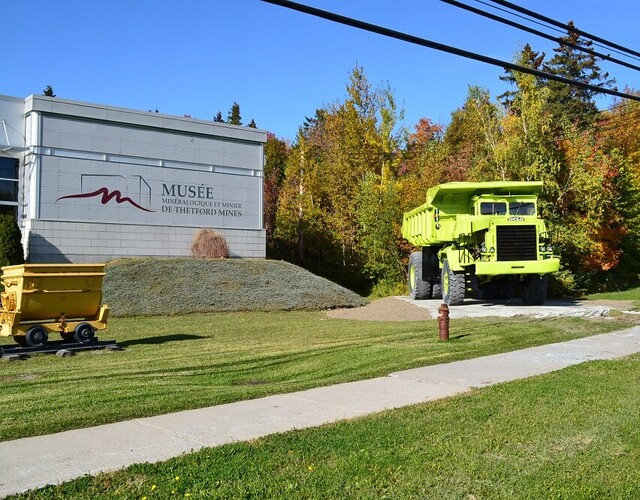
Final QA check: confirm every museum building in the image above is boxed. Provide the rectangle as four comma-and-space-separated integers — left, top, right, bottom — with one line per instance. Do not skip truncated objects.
0, 94, 267, 263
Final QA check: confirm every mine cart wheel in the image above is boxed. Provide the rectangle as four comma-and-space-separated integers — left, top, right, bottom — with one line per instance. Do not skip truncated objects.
522, 275, 548, 306
13, 335, 27, 347
25, 326, 48, 347
60, 332, 75, 342
408, 252, 431, 300
74, 323, 95, 343
441, 259, 466, 306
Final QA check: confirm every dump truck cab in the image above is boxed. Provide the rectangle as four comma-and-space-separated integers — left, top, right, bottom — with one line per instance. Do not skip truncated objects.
402, 181, 559, 305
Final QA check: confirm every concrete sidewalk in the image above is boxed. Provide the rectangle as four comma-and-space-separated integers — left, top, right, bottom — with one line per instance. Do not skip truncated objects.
2, 326, 640, 497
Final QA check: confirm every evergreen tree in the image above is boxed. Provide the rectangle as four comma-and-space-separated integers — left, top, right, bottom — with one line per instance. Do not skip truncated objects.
227, 102, 242, 125
499, 44, 545, 111
264, 133, 289, 256
247, 119, 257, 128
0, 213, 24, 269
543, 21, 615, 129
43, 85, 56, 97
213, 111, 224, 122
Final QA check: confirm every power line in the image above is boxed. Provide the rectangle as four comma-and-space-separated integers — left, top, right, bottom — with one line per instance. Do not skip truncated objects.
473, 0, 639, 62
261, 0, 640, 104
441, 0, 640, 72
485, 0, 640, 60
474, 0, 564, 36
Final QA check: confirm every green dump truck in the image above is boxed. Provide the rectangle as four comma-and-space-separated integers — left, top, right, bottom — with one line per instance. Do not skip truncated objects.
401, 181, 559, 305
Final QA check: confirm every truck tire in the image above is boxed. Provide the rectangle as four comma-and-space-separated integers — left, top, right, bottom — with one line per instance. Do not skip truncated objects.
408, 252, 431, 300
441, 259, 465, 305
522, 275, 548, 305
431, 282, 442, 299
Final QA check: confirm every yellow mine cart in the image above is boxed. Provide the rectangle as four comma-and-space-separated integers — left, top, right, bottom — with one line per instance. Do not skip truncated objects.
0, 264, 109, 347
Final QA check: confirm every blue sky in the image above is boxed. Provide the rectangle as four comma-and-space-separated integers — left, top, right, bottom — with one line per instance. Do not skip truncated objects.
3, 0, 638, 141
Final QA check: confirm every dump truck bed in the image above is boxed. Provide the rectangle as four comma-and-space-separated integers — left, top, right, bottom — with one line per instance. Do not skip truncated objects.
402, 181, 544, 247
424, 181, 543, 206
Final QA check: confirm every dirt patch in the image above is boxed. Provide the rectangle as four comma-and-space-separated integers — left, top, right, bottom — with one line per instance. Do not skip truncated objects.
326, 296, 432, 322
585, 299, 637, 310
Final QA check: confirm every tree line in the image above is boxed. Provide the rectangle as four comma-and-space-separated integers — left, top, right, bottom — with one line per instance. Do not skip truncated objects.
264, 25, 640, 296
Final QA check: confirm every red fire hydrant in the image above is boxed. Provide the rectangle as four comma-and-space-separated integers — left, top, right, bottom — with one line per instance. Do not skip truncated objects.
438, 304, 450, 341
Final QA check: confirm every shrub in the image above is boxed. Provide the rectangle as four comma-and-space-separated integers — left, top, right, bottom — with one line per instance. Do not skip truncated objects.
190, 228, 229, 259
548, 267, 584, 298
368, 278, 407, 299
0, 213, 24, 269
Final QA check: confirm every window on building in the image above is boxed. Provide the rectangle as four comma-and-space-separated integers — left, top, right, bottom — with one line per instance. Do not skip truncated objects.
0, 157, 19, 219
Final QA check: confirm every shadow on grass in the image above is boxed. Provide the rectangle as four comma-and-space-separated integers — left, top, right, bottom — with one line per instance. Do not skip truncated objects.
450, 334, 471, 341
118, 334, 207, 347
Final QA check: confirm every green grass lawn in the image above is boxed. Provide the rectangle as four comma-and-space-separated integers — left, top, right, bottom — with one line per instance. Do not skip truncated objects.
587, 286, 640, 306
12, 353, 640, 499
0, 311, 631, 442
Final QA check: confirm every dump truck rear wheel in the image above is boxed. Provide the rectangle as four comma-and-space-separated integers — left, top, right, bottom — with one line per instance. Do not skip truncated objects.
441, 259, 465, 305
408, 252, 431, 300
25, 326, 48, 347
74, 323, 95, 343
522, 275, 548, 305
431, 282, 442, 299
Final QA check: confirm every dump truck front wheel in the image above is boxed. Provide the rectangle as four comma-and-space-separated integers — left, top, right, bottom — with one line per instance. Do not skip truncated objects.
441, 259, 465, 305
522, 275, 548, 305
25, 326, 48, 347
74, 323, 95, 343
408, 252, 431, 300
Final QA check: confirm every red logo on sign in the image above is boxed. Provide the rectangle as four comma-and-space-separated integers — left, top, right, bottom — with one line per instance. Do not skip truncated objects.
56, 187, 155, 212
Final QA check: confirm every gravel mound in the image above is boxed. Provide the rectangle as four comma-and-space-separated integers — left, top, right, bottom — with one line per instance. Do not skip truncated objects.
103, 258, 366, 317
326, 296, 432, 322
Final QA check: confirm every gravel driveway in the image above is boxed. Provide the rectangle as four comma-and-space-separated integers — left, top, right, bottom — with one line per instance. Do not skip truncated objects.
327, 297, 636, 321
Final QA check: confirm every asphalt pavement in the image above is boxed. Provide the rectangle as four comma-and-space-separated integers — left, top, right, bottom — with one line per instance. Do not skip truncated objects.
400, 297, 613, 319
1, 326, 640, 497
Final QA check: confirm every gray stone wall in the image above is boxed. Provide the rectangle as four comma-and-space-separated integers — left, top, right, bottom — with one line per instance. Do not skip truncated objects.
27, 220, 265, 263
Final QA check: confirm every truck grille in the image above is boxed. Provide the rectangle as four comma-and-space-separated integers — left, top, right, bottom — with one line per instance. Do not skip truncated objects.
496, 225, 537, 261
